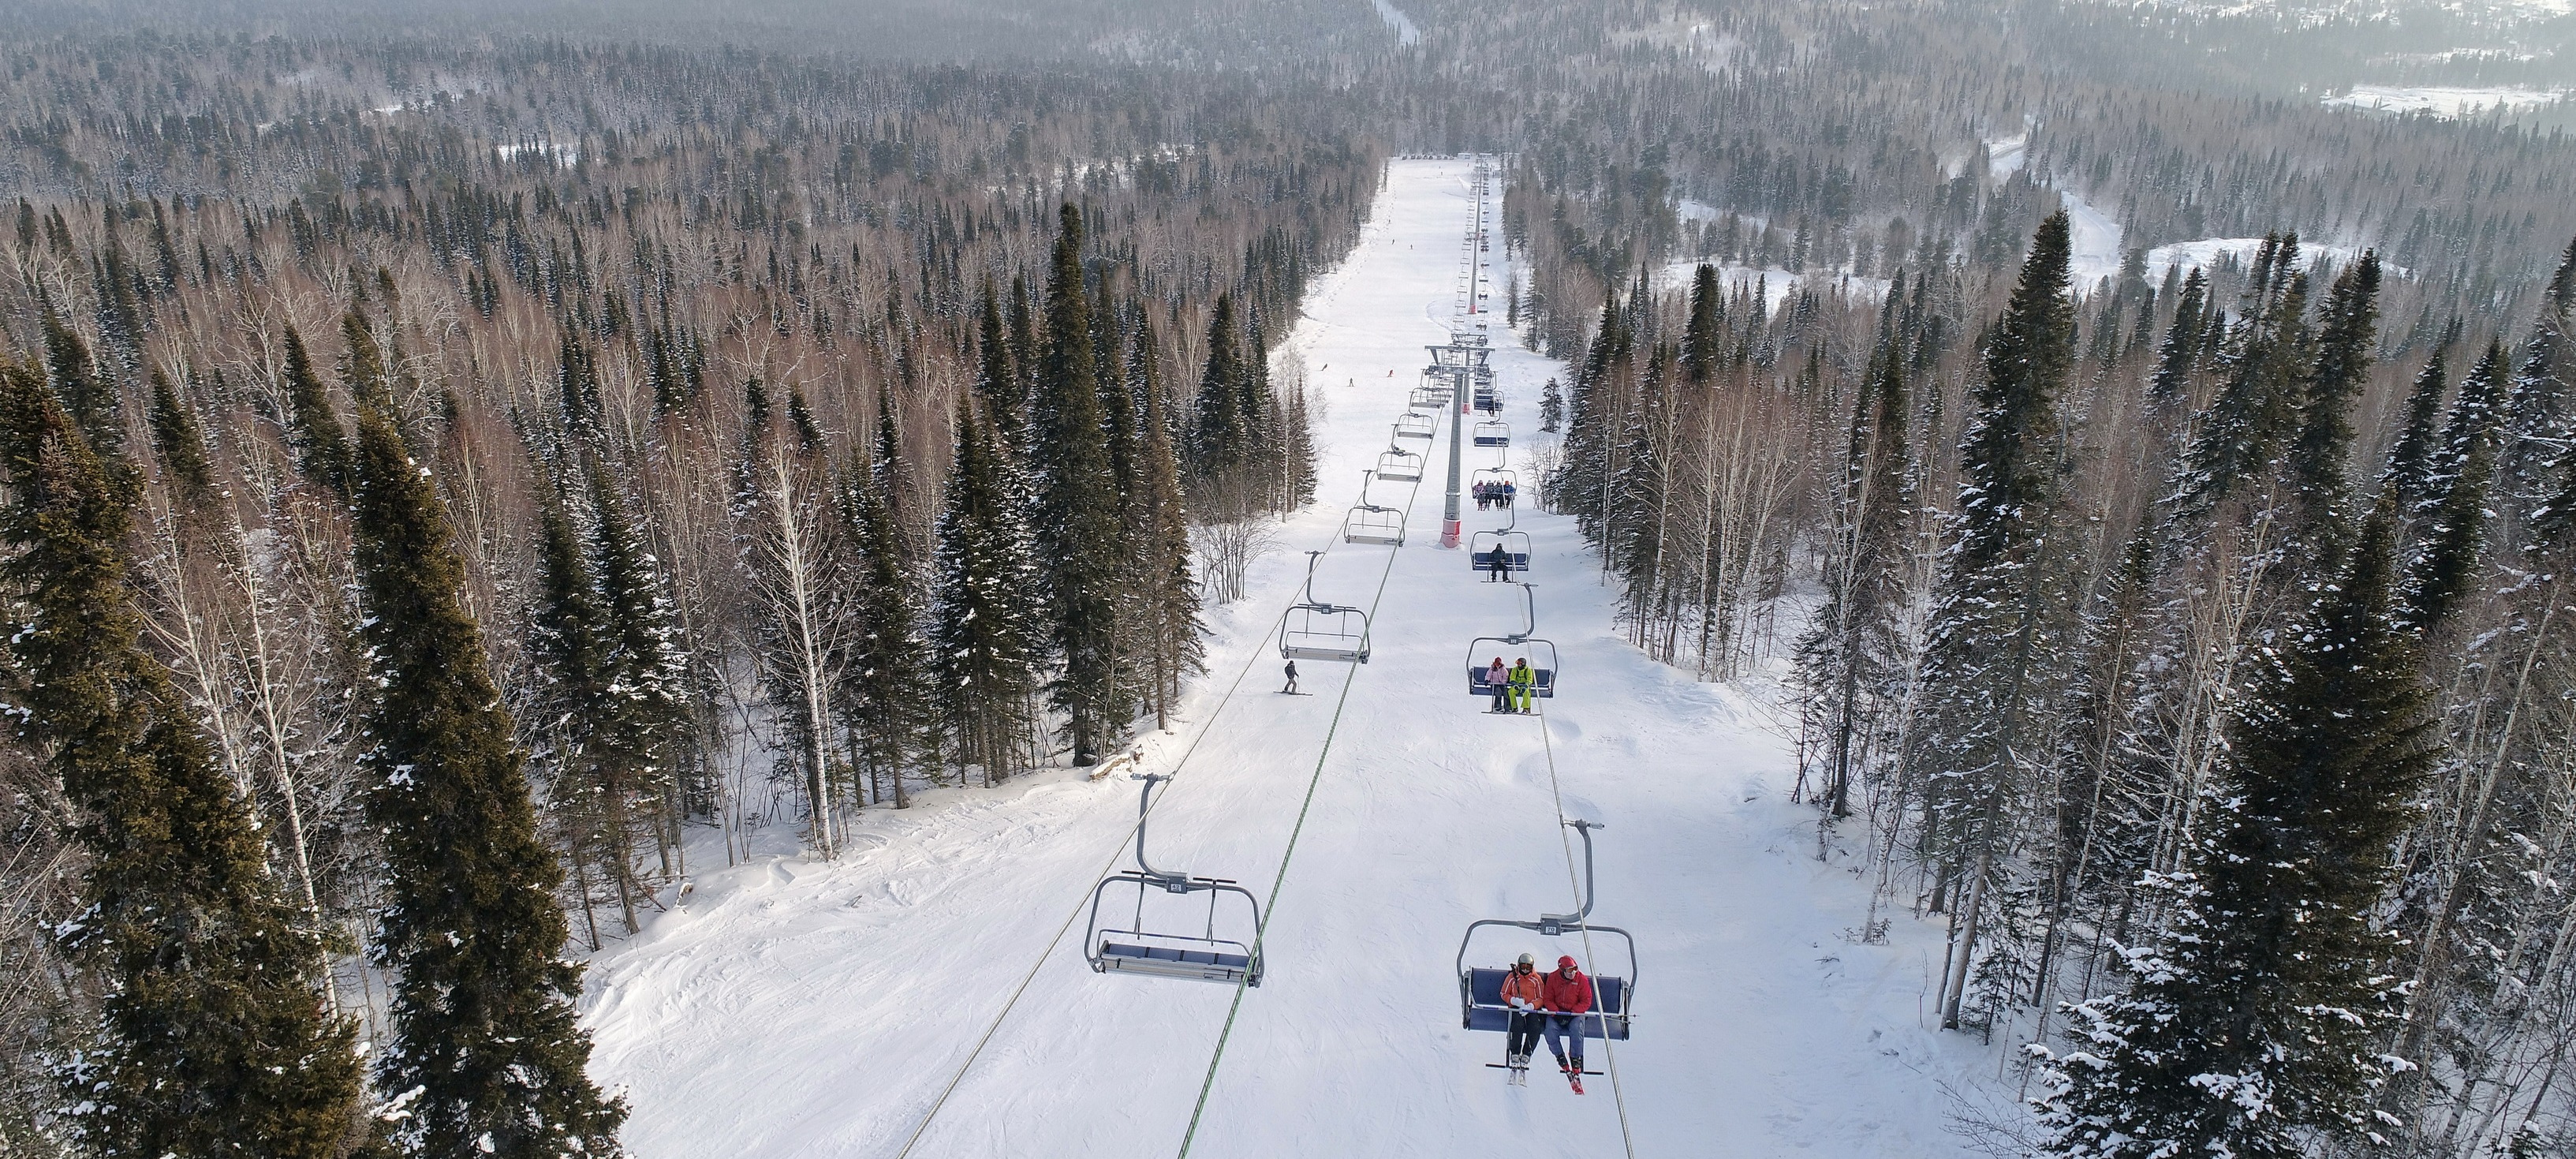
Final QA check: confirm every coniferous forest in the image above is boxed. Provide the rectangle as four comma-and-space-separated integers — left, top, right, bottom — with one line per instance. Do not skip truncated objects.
5, 0, 2576, 1155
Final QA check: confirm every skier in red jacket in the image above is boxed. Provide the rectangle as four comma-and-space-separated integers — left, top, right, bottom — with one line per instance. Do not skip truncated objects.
1539, 955, 1595, 1091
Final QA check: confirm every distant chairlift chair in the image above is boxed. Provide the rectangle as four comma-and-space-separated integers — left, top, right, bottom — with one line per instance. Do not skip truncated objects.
1376, 446, 1424, 482
1086, 775, 1264, 986
1395, 411, 1437, 440
1456, 821, 1636, 1045
1473, 420, 1510, 448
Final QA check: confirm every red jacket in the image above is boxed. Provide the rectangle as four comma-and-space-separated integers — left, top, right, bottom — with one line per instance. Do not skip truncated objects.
1540, 966, 1594, 1015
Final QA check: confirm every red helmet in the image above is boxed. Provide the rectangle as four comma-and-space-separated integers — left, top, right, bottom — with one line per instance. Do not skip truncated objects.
1558, 955, 1579, 970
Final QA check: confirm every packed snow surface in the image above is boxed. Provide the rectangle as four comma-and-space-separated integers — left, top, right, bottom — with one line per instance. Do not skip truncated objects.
2324, 84, 2566, 118
581, 158, 1994, 1158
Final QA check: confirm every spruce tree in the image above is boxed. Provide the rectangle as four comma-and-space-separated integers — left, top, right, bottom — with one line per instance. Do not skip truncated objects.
845, 383, 931, 807
2384, 346, 2451, 509
2407, 341, 2512, 629
2178, 239, 2313, 516
0, 359, 366, 1158
1190, 291, 1244, 485
1795, 329, 1913, 819
1906, 211, 2081, 1030
526, 492, 628, 945
41, 307, 118, 456
1029, 204, 1124, 765
2289, 251, 2381, 526
1680, 264, 1724, 384
1539, 376, 1564, 433
583, 457, 689, 873
1126, 316, 1203, 727
2038, 492, 2436, 1157
931, 394, 1043, 784
348, 406, 624, 1157
278, 325, 349, 495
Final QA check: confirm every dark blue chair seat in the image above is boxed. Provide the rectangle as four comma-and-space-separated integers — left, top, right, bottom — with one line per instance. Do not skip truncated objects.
1466, 667, 1557, 698
1460, 967, 1630, 1039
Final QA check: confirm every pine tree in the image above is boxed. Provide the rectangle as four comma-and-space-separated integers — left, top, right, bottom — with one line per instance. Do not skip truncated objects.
1539, 376, 1564, 433
2407, 341, 2513, 629
1907, 211, 2082, 1031
2038, 492, 2436, 1158
931, 394, 1042, 784
0, 359, 367, 1158
1029, 204, 1125, 765
348, 406, 624, 1157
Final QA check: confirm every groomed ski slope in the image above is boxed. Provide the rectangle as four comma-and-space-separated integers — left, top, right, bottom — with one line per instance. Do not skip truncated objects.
581, 157, 1995, 1158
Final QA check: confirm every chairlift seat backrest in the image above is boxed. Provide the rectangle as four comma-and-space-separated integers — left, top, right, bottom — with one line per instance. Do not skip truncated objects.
1466, 665, 1556, 697
1459, 968, 1629, 1038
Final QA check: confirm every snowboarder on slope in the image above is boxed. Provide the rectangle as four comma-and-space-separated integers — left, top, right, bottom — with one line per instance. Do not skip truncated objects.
1540, 954, 1595, 1092
1498, 952, 1545, 1084
1484, 657, 1510, 712
1282, 660, 1299, 694
1508, 657, 1536, 713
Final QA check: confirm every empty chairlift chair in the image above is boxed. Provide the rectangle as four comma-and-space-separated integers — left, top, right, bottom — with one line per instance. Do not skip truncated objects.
1411, 382, 1450, 409
1465, 582, 1558, 700
1395, 410, 1436, 440
1457, 821, 1636, 1045
1278, 551, 1372, 664
1087, 775, 1264, 985
1376, 446, 1424, 482
1473, 420, 1510, 448
1345, 503, 1406, 545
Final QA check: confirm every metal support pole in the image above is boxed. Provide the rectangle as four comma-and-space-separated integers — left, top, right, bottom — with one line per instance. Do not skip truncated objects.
1441, 357, 1464, 548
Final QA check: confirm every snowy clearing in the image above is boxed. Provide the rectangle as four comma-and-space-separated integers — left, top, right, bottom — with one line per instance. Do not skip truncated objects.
1371, 0, 1422, 46
581, 157, 1997, 1159
2324, 84, 2567, 118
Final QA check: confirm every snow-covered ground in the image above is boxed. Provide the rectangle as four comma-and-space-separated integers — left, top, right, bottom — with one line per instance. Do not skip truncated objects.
2324, 84, 2566, 118
1371, 0, 1422, 46
580, 157, 1996, 1158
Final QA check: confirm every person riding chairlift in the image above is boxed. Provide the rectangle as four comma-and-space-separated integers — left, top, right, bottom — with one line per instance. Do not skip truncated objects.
1485, 543, 1512, 583
1497, 952, 1545, 1082
1484, 656, 1509, 712
1541, 954, 1596, 1086
1507, 656, 1536, 713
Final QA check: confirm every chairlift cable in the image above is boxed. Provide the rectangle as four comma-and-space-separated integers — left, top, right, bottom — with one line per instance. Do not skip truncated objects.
897, 382, 1444, 1159
1533, 696, 1640, 1157
1173, 458, 1415, 1159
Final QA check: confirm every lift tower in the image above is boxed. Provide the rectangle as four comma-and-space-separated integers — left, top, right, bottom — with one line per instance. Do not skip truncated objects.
1428, 334, 1488, 548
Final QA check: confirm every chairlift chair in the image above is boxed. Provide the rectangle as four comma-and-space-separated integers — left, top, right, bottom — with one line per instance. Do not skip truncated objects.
1376, 446, 1424, 482
1473, 420, 1510, 448
1456, 821, 1636, 1041
1411, 383, 1450, 409
1469, 529, 1533, 574
1465, 582, 1558, 699
1278, 551, 1372, 663
1344, 503, 1406, 545
1394, 411, 1436, 440
1086, 775, 1264, 986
